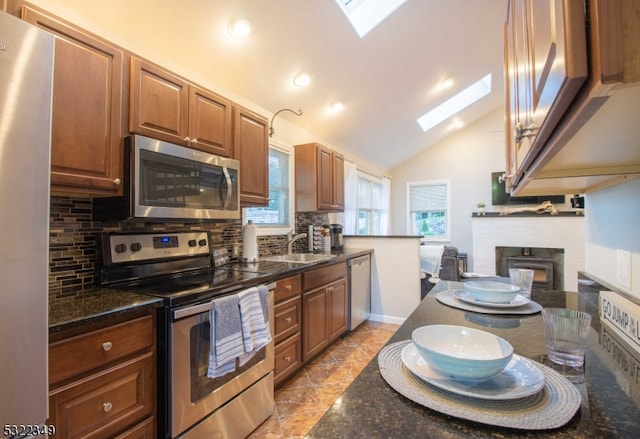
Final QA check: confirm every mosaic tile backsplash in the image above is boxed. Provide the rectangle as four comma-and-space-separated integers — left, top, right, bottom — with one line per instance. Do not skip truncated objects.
48, 196, 328, 305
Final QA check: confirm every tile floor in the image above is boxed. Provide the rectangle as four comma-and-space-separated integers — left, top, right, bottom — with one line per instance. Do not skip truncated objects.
249, 321, 399, 438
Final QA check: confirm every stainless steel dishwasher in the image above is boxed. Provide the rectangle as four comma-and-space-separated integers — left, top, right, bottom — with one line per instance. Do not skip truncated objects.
348, 254, 371, 330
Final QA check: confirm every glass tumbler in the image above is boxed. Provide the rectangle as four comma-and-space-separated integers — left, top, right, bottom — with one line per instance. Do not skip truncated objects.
542, 307, 591, 367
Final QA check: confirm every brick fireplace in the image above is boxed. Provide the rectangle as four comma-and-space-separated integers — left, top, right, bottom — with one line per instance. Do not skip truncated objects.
471, 214, 584, 292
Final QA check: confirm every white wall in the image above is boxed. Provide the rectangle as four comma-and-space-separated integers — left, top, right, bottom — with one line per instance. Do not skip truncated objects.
585, 178, 640, 299
389, 108, 504, 269
344, 236, 421, 324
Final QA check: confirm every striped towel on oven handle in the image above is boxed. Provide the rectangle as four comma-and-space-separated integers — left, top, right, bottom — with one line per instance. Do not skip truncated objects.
207, 294, 244, 378
238, 284, 272, 366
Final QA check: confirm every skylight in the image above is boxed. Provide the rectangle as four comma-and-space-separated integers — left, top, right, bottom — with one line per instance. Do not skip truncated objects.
417, 74, 492, 133
335, 0, 407, 38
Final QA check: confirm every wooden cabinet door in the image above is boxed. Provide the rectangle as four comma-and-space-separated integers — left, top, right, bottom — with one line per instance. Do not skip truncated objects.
2, 0, 13, 12
48, 353, 154, 439
188, 85, 233, 157
130, 56, 189, 146
332, 152, 345, 211
528, 0, 587, 152
504, 0, 587, 191
22, 6, 125, 196
328, 278, 348, 342
505, 0, 531, 188
302, 288, 328, 362
233, 105, 269, 205
317, 146, 334, 210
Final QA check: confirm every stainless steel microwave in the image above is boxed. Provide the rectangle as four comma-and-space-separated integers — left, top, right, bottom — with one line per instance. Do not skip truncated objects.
94, 135, 240, 221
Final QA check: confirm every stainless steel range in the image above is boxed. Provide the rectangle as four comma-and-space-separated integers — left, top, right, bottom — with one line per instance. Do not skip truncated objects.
100, 231, 275, 438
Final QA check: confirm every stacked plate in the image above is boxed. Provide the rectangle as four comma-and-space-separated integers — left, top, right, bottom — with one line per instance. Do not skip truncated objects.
454, 280, 530, 309
403, 325, 545, 400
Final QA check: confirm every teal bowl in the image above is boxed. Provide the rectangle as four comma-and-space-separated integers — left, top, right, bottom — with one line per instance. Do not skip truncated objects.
463, 280, 520, 304
412, 324, 514, 381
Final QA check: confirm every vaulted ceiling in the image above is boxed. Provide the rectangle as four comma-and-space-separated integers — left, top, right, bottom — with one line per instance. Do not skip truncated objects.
46, 0, 508, 169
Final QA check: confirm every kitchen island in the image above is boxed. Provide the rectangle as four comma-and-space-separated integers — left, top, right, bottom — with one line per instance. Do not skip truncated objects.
307, 280, 640, 438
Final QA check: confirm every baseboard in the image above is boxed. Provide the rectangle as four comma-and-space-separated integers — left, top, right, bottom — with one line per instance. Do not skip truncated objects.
367, 313, 405, 326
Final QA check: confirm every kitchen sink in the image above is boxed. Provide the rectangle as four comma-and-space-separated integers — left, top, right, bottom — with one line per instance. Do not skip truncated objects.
262, 253, 337, 264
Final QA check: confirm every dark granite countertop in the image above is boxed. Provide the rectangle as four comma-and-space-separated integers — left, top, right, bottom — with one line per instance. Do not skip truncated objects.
49, 248, 373, 334
49, 289, 162, 335
307, 280, 640, 438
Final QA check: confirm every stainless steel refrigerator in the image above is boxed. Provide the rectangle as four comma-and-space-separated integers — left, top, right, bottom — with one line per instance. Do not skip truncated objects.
0, 11, 54, 428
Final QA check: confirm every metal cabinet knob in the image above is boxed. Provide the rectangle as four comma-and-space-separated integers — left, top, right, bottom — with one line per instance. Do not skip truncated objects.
191, 138, 198, 145
285, 285, 292, 290
284, 356, 291, 362
183, 136, 191, 143
101, 341, 113, 351
102, 402, 113, 412
113, 178, 121, 186
285, 317, 292, 323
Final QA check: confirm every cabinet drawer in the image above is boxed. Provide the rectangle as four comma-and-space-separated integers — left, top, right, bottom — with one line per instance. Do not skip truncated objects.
303, 261, 347, 290
48, 352, 155, 439
274, 296, 301, 344
274, 274, 302, 303
274, 333, 302, 387
114, 416, 154, 439
50, 315, 154, 385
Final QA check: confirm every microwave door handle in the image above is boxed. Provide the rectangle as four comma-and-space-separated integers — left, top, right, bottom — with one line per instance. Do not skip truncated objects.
222, 167, 232, 209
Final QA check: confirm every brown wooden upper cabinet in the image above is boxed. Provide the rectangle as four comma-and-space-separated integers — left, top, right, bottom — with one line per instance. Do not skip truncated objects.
233, 106, 269, 206
130, 56, 233, 158
505, 0, 640, 196
21, 5, 126, 196
504, 0, 587, 191
294, 143, 345, 212
2, 0, 13, 13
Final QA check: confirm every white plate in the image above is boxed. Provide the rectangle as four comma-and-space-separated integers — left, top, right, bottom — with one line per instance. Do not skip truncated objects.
401, 343, 545, 400
454, 289, 531, 308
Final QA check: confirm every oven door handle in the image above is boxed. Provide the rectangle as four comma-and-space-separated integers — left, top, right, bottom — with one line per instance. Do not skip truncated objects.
173, 282, 276, 320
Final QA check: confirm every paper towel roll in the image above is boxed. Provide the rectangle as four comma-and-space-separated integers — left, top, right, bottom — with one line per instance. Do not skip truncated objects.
243, 220, 258, 262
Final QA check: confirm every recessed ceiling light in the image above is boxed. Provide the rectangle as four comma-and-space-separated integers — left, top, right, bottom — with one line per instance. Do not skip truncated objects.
293, 72, 311, 87
229, 19, 251, 38
449, 119, 464, 130
417, 74, 492, 132
435, 78, 454, 92
329, 101, 344, 113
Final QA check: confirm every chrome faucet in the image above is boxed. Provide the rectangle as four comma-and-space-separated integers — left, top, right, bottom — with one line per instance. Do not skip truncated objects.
287, 229, 308, 254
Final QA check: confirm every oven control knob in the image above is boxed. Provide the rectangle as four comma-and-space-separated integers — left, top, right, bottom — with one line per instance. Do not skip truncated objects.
130, 242, 142, 252
188, 239, 197, 247
198, 239, 207, 247
114, 243, 127, 253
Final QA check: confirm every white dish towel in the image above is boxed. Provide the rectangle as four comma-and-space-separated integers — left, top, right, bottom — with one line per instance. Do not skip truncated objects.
207, 294, 244, 378
420, 244, 445, 277
238, 284, 272, 366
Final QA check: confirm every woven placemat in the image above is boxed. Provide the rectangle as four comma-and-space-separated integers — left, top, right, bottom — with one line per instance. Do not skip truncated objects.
378, 340, 581, 430
437, 290, 543, 315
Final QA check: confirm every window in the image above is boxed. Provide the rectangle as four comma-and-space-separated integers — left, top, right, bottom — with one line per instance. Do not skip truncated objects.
407, 180, 450, 240
244, 143, 293, 234
335, 0, 408, 38
356, 173, 387, 235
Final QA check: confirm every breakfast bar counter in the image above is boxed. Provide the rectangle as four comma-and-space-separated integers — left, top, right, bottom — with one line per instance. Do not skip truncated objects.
307, 280, 640, 438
